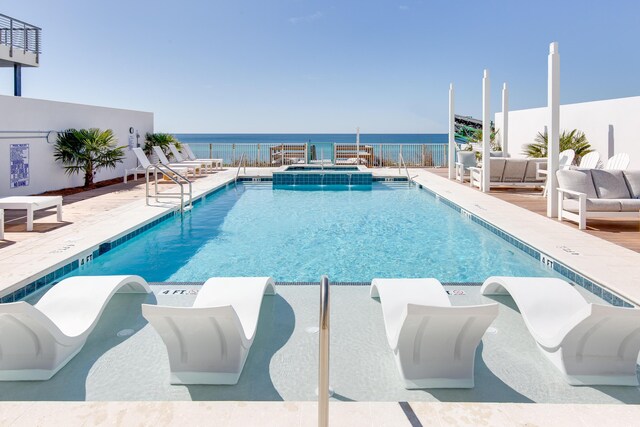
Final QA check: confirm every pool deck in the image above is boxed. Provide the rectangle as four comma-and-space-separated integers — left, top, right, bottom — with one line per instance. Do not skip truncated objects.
2, 401, 639, 426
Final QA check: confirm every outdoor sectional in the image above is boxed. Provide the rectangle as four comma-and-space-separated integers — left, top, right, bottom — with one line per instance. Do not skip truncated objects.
557, 169, 640, 229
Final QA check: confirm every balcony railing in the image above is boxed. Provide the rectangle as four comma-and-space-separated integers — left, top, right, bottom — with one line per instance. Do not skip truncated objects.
0, 13, 41, 62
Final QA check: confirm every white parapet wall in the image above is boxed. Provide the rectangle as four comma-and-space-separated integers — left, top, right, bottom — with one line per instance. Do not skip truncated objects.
495, 96, 640, 168
0, 95, 153, 196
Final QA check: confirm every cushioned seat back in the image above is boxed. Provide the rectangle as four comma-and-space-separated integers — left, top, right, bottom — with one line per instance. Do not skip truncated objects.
501, 159, 527, 182
489, 158, 507, 182
524, 159, 546, 182
591, 169, 631, 199
623, 171, 640, 198
457, 151, 476, 169
556, 169, 597, 199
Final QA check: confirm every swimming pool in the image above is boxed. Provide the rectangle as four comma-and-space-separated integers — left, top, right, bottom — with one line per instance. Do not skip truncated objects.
68, 182, 561, 283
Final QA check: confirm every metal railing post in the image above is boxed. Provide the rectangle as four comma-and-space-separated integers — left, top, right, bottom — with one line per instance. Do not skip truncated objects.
318, 275, 330, 427
9, 18, 13, 56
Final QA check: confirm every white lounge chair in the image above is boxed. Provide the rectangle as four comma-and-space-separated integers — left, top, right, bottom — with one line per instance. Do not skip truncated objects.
370, 278, 498, 389
481, 276, 640, 385
0, 196, 63, 232
577, 151, 600, 169
0, 275, 151, 381
168, 144, 215, 173
142, 277, 276, 385
128, 147, 192, 182
539, 149, 575, 196
182, 144, 223, 170
605, 153, 630, 170
152, 146, 201, 177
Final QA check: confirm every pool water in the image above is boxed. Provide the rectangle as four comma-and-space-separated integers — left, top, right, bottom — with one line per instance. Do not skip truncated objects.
71, 182, 560, 282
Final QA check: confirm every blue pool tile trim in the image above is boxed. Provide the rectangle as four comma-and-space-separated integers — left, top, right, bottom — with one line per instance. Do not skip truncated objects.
272, 172, 373, 186
0, 181, 233, 303
418, 183, 635, 308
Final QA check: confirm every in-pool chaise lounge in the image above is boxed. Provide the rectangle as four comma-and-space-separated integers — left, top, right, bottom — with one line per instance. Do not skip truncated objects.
168, 144, 215, 173
370, 278, 498, 389
142, 276, 276, 385
181, 144, 223, 170
0, 275, 151, 381
481, 276, 640, 385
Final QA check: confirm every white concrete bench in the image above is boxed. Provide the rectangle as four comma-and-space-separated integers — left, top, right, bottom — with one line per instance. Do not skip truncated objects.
0, 196, 63, 232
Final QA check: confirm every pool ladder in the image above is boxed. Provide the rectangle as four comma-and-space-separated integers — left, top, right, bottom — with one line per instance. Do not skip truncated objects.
398, 152, 413, 186
144, 164, 193, 213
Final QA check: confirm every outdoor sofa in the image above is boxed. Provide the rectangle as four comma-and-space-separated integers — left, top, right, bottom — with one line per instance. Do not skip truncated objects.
557, 168, 640, 230
469, 158, 547, 189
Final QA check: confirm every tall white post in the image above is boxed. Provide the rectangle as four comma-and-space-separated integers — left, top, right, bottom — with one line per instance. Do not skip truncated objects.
547, 42, 560, 217
356, 127, 360, 163
482, 70, 490, 192
502, 83, 509, 157
448, 83, 455, 179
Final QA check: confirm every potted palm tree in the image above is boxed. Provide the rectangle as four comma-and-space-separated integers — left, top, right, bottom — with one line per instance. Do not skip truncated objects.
523, 129, 593, 165
53, 128, 126, 188
144, 133, 182, 162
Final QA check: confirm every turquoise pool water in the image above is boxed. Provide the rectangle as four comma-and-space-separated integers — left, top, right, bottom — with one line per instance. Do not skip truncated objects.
71, 182, 559, 282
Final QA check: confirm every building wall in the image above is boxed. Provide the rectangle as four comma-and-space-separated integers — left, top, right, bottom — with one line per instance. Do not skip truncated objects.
0, 95, 153, 196
495, 96, 640, 168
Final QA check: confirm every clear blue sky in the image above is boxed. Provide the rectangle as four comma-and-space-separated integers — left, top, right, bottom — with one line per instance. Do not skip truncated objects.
2, 1, 639, 133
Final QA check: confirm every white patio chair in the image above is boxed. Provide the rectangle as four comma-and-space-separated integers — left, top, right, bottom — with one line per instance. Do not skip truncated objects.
167, 144, 214, 173
605, 153, 630, 170
0, 275, 151, 381
370, 278, 498, 389
129, 148, 191, 182
142, 277, 276, 385
481, 276, 640, 385
541, 149, 575, 196
152, 146, 201, 177
577, 151, 600, 169
182, 144, 223, 170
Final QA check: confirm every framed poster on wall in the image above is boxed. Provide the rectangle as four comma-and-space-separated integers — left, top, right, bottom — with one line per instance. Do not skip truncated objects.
10, 143, 29, 188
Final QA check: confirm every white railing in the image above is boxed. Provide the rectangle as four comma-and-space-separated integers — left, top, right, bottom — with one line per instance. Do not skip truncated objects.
185, 142, 449, 168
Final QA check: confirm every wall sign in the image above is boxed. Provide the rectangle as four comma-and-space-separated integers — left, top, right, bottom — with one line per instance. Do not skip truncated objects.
10, 143, 29, 188
128, 134, 135, 150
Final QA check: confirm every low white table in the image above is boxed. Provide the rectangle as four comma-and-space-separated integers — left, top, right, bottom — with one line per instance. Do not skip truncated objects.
0, 196, 63, 232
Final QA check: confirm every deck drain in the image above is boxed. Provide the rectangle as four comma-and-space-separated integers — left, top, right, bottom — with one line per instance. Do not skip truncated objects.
486, 327, 498, 335
117, 329, 134, 337
305, 326, 319, 334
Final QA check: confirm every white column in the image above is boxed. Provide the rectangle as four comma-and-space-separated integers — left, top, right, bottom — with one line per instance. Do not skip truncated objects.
502, 83, 509, 157
482, 70, 490, 192
547, 42, 560, 217
448, 83, 455, 179
356, 127, 360, 163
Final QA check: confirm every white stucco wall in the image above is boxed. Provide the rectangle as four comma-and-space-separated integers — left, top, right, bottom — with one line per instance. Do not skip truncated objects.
0, 95, 153, 196
495, 96, 640, 168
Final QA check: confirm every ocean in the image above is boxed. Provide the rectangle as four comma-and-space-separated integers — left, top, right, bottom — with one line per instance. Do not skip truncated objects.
173, 133, 447, 145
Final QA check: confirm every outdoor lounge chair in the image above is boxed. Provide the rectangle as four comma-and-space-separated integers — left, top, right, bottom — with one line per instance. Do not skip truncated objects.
168, 144, 215, 173
142, 277, 276, 385
481, 276, 640, 386
455, 151, 476, 182
605, 153, 630, 170
182, 144, 223, 169
0, 275, 151, 381
370, 278, 498, 389
0, 196, 63, 232
152, 146, 202, 176
128, 148, 192, 182
576, 151, 600, 169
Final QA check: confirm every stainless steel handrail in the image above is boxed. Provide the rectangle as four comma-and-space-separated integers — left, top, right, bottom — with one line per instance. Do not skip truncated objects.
0, 13, 41, 59
318, 275, 330, 427
145, 163, 192, 212
398, 152, 411, 185
235, 152, 246, 182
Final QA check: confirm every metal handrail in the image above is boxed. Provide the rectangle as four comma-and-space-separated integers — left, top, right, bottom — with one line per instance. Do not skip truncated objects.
318, 275, 330, 427
0, 13, 41, 60
235, 153, 246, 182
398, 152, 411, 184
144, 163, 192, 212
